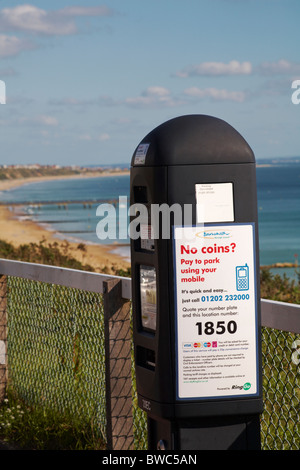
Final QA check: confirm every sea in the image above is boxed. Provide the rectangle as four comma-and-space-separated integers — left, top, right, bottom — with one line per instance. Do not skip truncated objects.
0, 159, 299, 281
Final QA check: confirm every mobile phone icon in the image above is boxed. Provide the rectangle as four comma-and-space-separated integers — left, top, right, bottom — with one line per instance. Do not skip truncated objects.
236, 264, 249, 291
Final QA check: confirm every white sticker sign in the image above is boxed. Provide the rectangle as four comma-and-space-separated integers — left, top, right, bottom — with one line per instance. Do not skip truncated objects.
140, 266, 157, 332
140, 224, 155, 251
195, 183, 234, 223
173, 223, 258, 400
134, 143, 150, 165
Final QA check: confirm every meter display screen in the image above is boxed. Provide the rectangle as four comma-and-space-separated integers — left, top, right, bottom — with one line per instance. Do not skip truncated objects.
140, 266, 157, 332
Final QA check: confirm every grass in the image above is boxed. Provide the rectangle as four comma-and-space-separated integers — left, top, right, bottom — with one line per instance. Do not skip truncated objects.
0, 392, 106, 450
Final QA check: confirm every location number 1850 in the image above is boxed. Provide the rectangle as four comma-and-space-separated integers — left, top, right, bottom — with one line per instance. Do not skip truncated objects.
196, 321, 237, 335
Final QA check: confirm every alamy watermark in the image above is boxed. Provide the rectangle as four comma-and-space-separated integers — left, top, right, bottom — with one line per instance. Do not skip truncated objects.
0, 80, 6, 104
291, 80, 300, 105
95, 196, 203, 241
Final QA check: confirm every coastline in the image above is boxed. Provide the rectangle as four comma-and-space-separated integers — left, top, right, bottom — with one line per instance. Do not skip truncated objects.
0, 169, 129, 192
0, 170, 298, 278
0, 170, 131, 273
0, 204, 130, 273
261, 262, 298, 269
1, 197, 297, 278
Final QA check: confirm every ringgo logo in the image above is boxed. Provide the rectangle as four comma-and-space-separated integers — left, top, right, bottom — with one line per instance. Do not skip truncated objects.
232, 382, 251, 391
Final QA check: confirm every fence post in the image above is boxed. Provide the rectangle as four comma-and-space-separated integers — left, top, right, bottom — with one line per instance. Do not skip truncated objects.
103, 278, 134, 450
0, 275, 7, 404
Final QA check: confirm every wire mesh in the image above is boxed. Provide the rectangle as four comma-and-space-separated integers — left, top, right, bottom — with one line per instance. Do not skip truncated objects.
261, 327, 300, 450
6, 276, 147, 449
7, 276, 107, 437
3, 275, 299, 450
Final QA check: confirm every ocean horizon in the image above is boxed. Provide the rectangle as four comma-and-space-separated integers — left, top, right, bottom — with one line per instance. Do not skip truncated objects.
0, 159, 299, 280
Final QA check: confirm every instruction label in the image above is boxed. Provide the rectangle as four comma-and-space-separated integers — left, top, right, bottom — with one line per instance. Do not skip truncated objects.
195, 183, 234, 223
173, 223, 258, 400
134, 143, 150, 165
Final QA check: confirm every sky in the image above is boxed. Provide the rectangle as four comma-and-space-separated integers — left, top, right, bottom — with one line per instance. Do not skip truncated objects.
0, 0, 299, 166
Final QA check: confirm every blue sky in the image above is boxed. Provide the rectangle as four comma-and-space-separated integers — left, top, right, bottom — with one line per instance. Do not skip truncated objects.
0, 0, 299, 165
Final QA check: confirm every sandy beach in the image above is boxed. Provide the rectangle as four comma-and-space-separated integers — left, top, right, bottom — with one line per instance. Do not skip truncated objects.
0, 172, 131, 274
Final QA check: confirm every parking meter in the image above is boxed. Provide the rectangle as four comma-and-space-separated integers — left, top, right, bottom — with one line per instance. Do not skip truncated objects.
130, 115, 263, 450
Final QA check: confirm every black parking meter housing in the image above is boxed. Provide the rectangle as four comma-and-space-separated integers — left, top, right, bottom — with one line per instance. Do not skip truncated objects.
130, 115, 263, 450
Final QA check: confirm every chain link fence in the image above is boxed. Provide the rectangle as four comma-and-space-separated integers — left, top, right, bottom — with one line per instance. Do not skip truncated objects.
261, 327, 299, 450
3, 275, 147, 450
7, 277, 108, 438
0, 267, 299, 450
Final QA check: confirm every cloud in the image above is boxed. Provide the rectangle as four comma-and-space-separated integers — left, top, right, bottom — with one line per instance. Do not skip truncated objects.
256, 59, 300, 76
19, 114, 59, 126
49, 95, 117, 107
49, 84, 246, 111
98, 133, 110, 141
37, 115, 58, 126
176, 60, 252, 78
0, 4, 115, 36
176, 59, 300, 79
78, 132, 110, 142
0, 34, 35, 57
79, 133, 92, 141
184, 87, 246, 102
124, 86, 184, 108
59, 6, 114, 18
123, 85, 246, 107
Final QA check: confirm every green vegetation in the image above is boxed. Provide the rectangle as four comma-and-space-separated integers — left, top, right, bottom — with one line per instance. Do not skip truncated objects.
0, 238, 94, 271
0, 165, 128, 182
0, 393, 105, 450
260, 267, 300, 304
0, 166, 82, 181
0, 238, 131, 277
